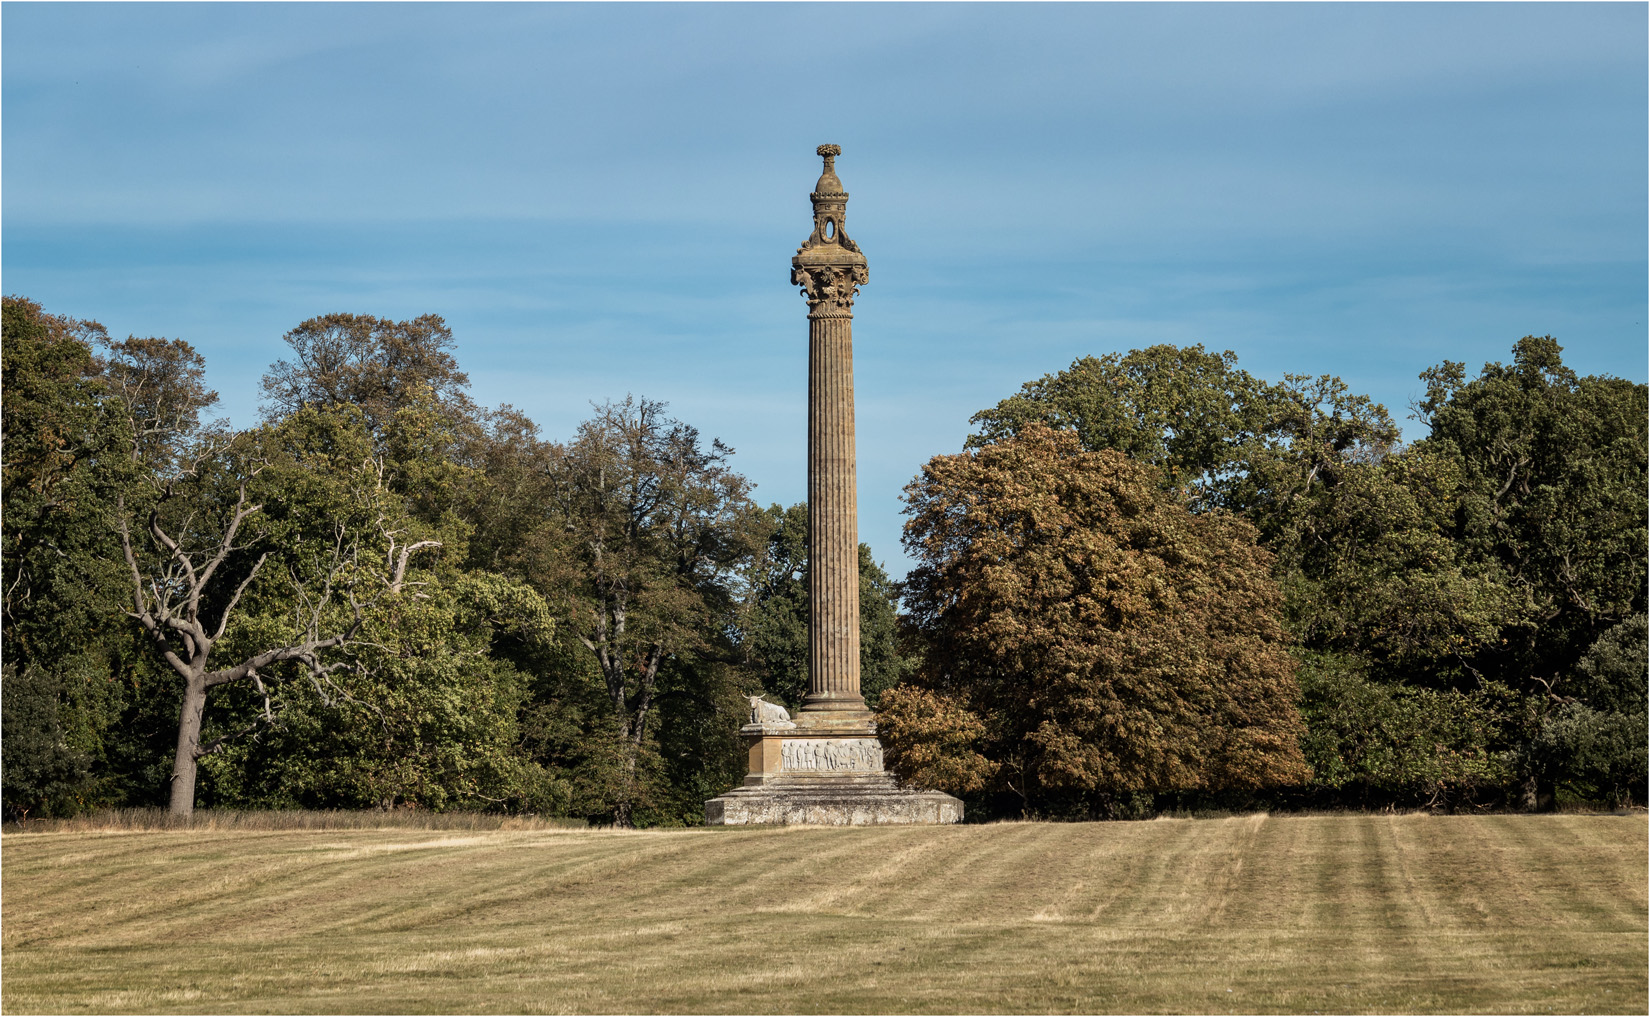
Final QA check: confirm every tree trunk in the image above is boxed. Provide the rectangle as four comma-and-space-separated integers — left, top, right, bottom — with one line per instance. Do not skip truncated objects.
613, 739, 639, 829
169, 680, 208, 816
1520, 773, 1556, 813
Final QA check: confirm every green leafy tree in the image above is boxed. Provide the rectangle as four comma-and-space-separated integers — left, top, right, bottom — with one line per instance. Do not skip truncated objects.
1294, 652, 1514, 807
857, 545, 911, 709
1415, 336, 1648, 691
1516, 616, 1648, 808
518, 397, 765, 826
256, 322, 775, 825
1567, 614, 1649, 716
459, 405, 558, 575
968, 345, 1276, 507
97, 332, 221, 470
1413, 338, 1646, 808
1, 299, 131, 671
642, 653, 761, 826
1519, 704, 1646, 810
743, 504, 809, 709
115, 407, 452, 815
201, 567, 562, 813
260, 312, 475, 433
887, 424, 1310, 815
1258, 438, 1521, 681
246, 320, 582, 814
1, 297, 138, 818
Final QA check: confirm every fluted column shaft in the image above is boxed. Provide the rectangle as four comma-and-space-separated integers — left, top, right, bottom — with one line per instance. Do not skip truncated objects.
792, 143, 869, 719
807, 310, 861, 707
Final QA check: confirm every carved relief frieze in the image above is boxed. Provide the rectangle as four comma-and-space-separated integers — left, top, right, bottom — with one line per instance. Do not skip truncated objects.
780, 738, 885, 773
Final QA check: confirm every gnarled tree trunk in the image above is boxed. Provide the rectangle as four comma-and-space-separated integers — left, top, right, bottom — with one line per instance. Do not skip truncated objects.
169, 680, 208, 814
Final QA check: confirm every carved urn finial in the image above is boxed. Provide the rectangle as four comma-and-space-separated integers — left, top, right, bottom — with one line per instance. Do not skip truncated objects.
814, 144, 844, 195
793, 144, 868, 317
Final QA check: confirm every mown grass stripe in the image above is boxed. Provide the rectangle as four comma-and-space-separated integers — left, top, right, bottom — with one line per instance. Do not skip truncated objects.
3, 815, 1643, 1014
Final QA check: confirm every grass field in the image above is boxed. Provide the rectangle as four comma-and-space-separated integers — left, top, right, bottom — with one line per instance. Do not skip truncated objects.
2, 813, 1644, 1014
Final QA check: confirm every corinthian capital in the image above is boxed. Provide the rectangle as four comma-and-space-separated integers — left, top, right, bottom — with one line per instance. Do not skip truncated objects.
792, 144, 869, 318
793, 263, 869, 317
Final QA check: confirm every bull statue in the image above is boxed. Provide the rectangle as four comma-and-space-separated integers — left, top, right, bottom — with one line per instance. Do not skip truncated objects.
748, 695, 795, 728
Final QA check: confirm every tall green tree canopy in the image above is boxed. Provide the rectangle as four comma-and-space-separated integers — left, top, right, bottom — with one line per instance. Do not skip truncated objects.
97, 331, 220, 470
508, 397, 765, 825
1, 298, 135, 817
260, 312, 474, 432
1415, 335, 1648, 688
968, 344, 1398, 513
1, 298, 132, 667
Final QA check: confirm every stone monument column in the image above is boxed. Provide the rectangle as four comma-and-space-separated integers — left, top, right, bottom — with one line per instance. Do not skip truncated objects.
703, 145, 961, 826
793, 144, 870, 721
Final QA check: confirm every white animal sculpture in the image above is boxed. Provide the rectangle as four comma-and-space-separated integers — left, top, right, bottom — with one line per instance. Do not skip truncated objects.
748, 695, 794, 727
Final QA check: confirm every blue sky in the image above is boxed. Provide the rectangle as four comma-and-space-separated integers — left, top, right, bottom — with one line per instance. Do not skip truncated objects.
5, 3, 1645, 576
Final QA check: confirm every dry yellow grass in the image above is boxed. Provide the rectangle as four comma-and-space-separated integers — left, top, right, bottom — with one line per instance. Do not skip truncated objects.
2, 813, 1644, 1014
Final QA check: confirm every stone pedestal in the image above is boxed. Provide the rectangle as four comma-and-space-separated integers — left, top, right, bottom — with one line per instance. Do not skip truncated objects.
705, 776, 963, 826
704, 723, 963, 826
704, 144, 961, 827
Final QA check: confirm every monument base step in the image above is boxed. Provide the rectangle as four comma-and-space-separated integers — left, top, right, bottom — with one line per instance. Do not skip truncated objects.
703, 775, 963, 826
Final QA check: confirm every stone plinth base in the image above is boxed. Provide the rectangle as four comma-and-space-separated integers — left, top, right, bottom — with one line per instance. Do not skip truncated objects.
704, 774, 963, 826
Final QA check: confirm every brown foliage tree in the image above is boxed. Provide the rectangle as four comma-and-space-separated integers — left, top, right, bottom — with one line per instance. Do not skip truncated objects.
888, 424, 1310, 812
875, 685, 995, 795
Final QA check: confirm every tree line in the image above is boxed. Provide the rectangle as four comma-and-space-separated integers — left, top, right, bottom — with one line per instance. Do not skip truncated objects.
3, 296, 1644, 822
884, 342, 1646, 816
